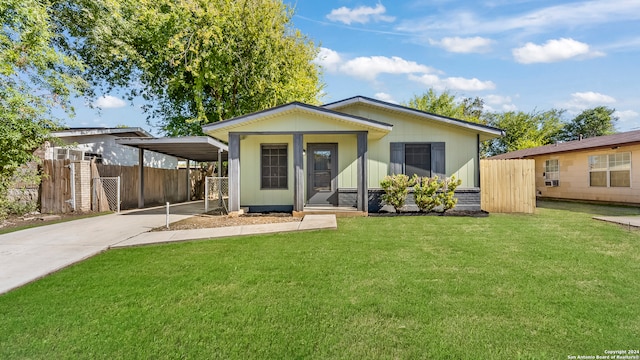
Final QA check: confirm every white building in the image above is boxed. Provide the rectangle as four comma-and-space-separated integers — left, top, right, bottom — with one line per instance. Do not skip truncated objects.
46, 127, 178, 169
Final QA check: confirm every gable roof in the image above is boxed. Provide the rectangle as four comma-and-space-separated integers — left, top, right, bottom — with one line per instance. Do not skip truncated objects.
51, 127, 153, 138
202, 101, 394, 141
490, 130, 640, 159
323, 96, 505, 140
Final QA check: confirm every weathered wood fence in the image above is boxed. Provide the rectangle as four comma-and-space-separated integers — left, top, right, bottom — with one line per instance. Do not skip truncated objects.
40, 159, 73, 213
40, 160, 206, 213
95, 164, 191, 209
480, 159, 536, 213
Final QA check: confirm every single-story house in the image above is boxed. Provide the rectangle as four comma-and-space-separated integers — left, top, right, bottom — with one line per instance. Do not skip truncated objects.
202, 96, 504, 214
490, 130, 640, 204
46, 127, 178, 169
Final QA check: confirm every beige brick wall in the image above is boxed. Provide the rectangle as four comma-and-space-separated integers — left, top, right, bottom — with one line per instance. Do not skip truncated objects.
73, 161, 92, 212
532, 144, 640, 204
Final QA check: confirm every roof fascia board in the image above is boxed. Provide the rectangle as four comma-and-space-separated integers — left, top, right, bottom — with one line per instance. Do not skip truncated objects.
52, 127, 153, 138
202, 102, 393, 133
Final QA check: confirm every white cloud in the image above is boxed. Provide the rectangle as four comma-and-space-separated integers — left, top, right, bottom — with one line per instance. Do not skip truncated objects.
396, 0, 640, 35
614, 110, 640, 131
429, 36, 494, 53
571, 91, 616, 104
374, 92, 398, 104
615, 110, 639, 122
340, 56, 434, 81
326, 4, 395, 25
318, 47, 494, 92
314, 47, 342, 72
93, 95, 126, 109
485, 94, 517, 111
561, 91, 617, 111
512, 38, 604, 64
409, 74, 496, 91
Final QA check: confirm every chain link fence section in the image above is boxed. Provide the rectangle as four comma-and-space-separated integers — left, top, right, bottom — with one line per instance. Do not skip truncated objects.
205, 177, 228, 213
93, 176, 121, 213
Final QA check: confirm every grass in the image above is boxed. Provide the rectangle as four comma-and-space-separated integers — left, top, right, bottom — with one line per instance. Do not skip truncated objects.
1, 201, 639, 359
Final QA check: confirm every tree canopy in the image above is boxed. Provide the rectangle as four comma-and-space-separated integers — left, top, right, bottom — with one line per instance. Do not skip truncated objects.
1, 0, 86, 212
558, 106, 618, 141
55, 0, 323, 135
404, 89, 485, 124
483, 109, 565, 156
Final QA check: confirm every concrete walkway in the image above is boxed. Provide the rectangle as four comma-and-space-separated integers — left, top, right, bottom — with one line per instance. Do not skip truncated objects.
0, 202, 336, 295
593, 215, 640, 228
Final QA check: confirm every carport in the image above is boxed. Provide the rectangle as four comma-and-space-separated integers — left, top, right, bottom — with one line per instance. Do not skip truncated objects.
115, 136, 228, 208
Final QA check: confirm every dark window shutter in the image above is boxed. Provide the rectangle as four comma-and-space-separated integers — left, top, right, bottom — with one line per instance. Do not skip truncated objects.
431, 142, 445, 178
389, 142, 404, 175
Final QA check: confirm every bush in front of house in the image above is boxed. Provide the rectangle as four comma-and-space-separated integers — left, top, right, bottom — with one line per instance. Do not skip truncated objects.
412, 175, 441, 213
380, 174, 414, 213
438, 176, 463, 214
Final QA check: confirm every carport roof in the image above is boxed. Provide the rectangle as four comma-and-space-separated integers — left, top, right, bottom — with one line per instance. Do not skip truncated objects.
116, 136, 228, 162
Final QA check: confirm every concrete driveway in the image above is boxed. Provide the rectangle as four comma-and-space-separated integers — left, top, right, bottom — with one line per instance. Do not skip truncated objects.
0, 202, 205, 295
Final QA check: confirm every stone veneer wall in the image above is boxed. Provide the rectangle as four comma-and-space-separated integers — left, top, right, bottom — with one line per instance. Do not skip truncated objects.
338, 188, 481, 212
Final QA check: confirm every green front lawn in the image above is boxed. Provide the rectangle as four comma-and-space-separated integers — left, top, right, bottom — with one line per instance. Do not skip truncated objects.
2, 201, 639, 359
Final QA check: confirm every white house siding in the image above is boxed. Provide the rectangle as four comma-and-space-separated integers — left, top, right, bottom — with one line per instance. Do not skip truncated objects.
48, 135, 178, 169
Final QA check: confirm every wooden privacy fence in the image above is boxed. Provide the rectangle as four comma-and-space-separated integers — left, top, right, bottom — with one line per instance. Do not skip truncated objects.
40, 159, 73, 213
41, 160, 204, 213
480, 159, 536, 213
95, 164, 191, 209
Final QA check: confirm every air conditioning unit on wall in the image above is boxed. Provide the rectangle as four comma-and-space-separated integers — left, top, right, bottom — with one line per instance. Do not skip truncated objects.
544, 180, 559, 187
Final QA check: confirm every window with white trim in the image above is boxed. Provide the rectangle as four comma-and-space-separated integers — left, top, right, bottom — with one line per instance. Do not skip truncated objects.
261, 144, 288, 189
588, 152, 631, 187
544, 159, 559, 186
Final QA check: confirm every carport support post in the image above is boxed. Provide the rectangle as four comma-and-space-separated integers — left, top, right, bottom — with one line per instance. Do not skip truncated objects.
138, 148, 145, 208
185, 159, 190, 201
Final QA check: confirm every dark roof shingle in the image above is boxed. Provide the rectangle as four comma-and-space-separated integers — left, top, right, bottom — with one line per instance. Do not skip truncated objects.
489, 130, 640, 159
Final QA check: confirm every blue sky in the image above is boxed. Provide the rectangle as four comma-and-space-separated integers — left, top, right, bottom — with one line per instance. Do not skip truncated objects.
66, 0, 640, 134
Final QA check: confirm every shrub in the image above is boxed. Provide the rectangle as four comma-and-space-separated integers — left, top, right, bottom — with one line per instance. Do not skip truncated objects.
438, 176, 463, 213
380, 174, 414, 213
412, 175, 442, 213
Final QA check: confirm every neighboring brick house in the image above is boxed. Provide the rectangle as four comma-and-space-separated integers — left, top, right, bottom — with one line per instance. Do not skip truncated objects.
490, 130, 640, 205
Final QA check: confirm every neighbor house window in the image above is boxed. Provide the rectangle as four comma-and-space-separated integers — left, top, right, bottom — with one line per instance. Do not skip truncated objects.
588, 152, 631, 187
544, 159, 559, 186
261, 144, 288, 189
390, 142, 445, 178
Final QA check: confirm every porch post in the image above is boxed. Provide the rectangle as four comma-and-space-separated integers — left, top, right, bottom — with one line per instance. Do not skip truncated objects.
357, 132, 368, 212
293, 133, 304, 212
228, 133, 240, 212
138, 148, 144, 208
185, 159, 190, 202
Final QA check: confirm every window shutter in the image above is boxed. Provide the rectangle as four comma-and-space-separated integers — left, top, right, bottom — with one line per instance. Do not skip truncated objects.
431, 142, 445, 178
389, 142, 404, 175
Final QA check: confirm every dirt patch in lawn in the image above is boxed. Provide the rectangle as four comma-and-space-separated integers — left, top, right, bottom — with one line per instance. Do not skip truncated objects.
153, 210, 301, 231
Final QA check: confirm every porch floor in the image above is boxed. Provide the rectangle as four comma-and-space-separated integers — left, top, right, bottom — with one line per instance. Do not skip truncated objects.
293, 206, 367, 218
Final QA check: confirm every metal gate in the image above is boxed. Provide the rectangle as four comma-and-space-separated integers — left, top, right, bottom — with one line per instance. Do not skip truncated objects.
93, 176, 121, 212
204, 177, 228, 213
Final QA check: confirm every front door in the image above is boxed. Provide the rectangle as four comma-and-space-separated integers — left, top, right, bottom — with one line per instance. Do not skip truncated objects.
307, 143, 338, 206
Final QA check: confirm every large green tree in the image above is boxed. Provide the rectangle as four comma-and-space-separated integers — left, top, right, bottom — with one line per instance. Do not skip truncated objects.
483, 109, 565, 156
558, 106, 618, 141
404, 89, 485, 124
1, 0, 86, 214
56, 0, 323, 135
